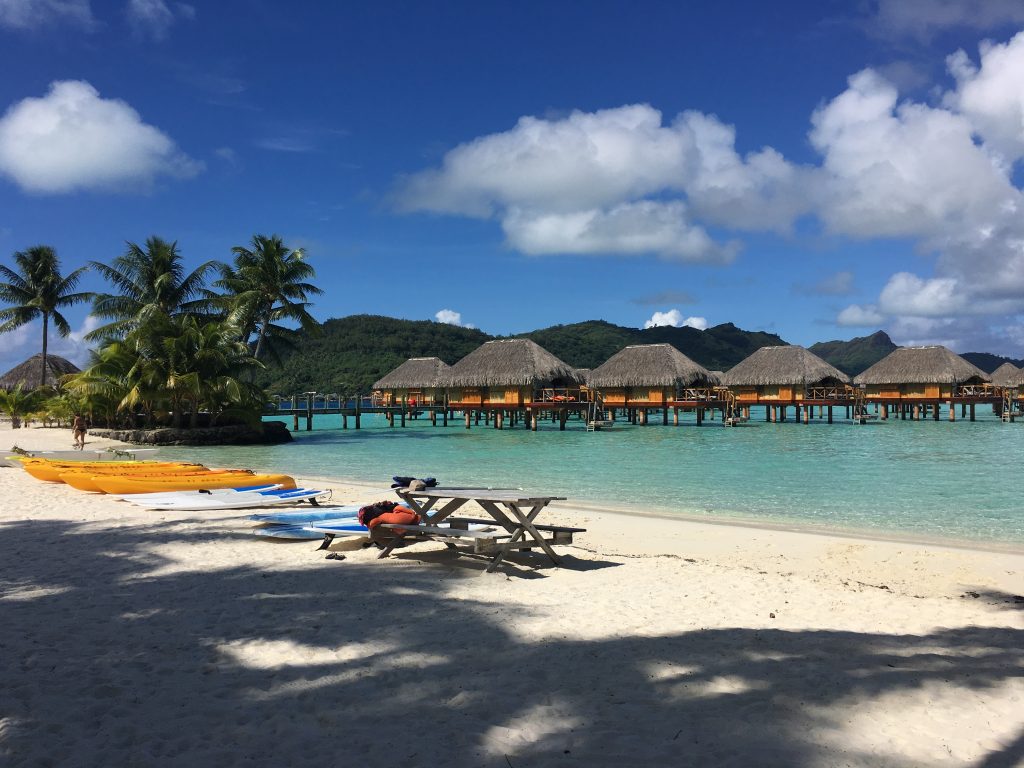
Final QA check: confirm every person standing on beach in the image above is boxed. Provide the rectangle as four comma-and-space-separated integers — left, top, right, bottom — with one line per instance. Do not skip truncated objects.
72, 414, 87, 450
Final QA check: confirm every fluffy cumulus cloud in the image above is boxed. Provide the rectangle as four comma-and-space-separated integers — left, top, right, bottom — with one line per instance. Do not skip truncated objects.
0, 80, 201, 193
434, 309, 474, 328
836, 304, 885, 327
0, 0, 93, 29
643, 310, 708, 330
398, 104, 809, 262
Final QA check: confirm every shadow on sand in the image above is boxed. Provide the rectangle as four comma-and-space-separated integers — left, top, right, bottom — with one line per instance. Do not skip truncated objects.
1, 518, 1021, 767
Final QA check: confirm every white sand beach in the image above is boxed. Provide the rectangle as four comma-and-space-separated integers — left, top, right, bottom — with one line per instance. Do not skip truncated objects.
1, 423, 1021, 767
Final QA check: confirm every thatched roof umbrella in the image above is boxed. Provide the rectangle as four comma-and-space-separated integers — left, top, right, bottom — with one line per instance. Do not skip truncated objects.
990, 362, 1022, 387
444, 338, 582, 387
853, 346, 989, 386
373, 357, 451, 390
589, 344, 719, 388
722, 345, 850, 387
0, 353, 80, 391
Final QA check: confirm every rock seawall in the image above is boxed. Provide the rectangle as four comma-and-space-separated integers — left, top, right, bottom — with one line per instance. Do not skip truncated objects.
90, 421, 292, 446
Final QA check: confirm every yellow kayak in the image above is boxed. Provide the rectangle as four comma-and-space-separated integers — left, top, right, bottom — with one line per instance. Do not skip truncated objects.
60, 469, 252, 493
23, 461, 202, 483
93, 473, 297, 494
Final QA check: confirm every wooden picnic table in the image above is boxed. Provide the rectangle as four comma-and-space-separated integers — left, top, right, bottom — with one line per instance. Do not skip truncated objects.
386, 487, 583, 573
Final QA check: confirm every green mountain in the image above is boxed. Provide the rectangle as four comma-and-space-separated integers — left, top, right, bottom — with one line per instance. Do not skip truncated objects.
520, 321, 786, 371
257, 315, 787, 394
809, 331, 897, 376
960, 352, 1024, 373
256, 314, 489, 395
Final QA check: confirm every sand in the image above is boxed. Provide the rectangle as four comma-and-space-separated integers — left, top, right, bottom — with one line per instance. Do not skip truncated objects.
0, 423, 1021, 767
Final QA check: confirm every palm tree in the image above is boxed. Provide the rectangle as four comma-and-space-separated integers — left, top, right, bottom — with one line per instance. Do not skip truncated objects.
0, 246, 91, 387
89, 236, 221, 341
217, 234, 322, 361
0, 384, 42, 429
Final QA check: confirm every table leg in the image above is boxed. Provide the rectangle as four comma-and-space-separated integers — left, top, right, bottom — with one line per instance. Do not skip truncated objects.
477, 500, 563, 572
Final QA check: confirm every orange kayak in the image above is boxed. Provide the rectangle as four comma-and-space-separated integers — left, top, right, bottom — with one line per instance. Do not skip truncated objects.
22, 461, 202, 483
60, 469, 252, 493
92, 473, 296, 494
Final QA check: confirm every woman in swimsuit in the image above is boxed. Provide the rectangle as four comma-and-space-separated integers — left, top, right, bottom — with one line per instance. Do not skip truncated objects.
72, 414, 87, 449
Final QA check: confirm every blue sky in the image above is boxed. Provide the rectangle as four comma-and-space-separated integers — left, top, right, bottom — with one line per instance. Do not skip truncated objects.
3, 0, 1024, 372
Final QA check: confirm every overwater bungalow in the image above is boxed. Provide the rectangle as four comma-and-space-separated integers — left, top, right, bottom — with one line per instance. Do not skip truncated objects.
990, 362, 1021, 388
372, 357, 451, 426
721, 345, 851, 423
588, 344, 721, 425
0, 353, 80, 391
373, 357, 450, 407
853, 346, 992, 421
444, 338, 584, 429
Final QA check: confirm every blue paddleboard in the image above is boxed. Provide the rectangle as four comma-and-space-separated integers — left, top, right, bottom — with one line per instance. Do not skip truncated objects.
249, 504, 362, 524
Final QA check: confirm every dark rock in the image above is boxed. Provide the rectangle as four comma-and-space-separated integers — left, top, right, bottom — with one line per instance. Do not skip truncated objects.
90, 421, 292, 446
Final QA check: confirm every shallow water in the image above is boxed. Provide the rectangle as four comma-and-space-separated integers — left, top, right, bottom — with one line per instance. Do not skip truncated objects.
158, 406, 1024, 545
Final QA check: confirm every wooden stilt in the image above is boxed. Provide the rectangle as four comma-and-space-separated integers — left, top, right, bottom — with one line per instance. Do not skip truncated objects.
827, 405, 833, 424
881, 404, 888, 420
970, 403, 975, 421
342, 412, 348, 429
465, 411, 471, 429
559, 409, 567, 431
673, 407, 679, 426
697, 408, 703, 426
948, 401, 955, 421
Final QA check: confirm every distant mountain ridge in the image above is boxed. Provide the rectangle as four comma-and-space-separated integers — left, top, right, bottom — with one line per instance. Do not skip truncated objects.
255, 316, 1020, 394
809, 331, 898, 376
257, 315, 786, 393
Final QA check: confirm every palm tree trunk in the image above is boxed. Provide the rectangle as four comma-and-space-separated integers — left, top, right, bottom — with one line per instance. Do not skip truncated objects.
41, 313, 48, 388
253, 310, 271, 360
189, 398, 199, 429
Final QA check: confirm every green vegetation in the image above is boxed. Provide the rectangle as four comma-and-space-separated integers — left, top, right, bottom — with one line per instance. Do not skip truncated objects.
0, 234, 321, 430
0, 245, 91, 388
217, 235, 322, 362
256, 315, 490, 394
0, 384, 43, 428
961, 352, 1024, 373
256, 316, 787, 394
809, 331, 897, 376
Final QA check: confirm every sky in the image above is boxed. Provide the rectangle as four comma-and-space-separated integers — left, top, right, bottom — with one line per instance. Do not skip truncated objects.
3, 0, 1024, 372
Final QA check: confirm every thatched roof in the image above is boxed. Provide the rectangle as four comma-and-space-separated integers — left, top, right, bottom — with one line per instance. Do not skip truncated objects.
853, 346, 989, 385
722, 346, 850, 387
0, 353, 80, 391
588, 344, 719, 388
990, 362, 1023, 387
444, 338, 582, 387
373, 357, 450, 390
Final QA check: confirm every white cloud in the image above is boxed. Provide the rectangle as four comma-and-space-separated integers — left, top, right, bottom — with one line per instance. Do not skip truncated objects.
0, 0, 93, 29
126, 0, 192, 40
809, 69, 1018, 240
398, 103, 801, 260
0, 80, 202, 193
870, 0, 1024, 40
503, 202, 738, 264
643, 310, 707, 330
836, 304, 885, 327
946, 32, 1024, 163
877, 272, 965, 317
434, 309, 474, 329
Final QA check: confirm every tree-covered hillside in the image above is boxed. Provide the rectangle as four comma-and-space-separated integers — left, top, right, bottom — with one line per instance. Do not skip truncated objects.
255, 314, 489, 394
809, 331, 898, 376
256, 315, 789, 394
960, 352, 1024, 373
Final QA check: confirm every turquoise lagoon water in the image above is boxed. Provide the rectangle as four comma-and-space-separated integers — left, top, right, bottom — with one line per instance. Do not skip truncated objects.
158, 407, 1024, 546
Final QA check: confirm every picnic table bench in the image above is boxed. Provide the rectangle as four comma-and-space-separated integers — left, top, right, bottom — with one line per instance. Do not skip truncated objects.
383, 488, 585, 572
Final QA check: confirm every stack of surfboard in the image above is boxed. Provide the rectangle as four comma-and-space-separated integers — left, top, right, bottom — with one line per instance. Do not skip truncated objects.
120, 484, 333, 511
